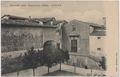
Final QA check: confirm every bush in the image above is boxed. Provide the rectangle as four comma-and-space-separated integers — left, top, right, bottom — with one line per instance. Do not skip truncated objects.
2, 55, 23, 74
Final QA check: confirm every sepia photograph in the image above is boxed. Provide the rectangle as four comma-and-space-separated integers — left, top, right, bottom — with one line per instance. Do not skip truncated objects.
1, 1, 118, 77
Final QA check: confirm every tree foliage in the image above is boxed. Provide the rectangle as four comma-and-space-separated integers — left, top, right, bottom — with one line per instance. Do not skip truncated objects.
3, 42, 69, 75
43, 40, 69, 73
22, 47, 39, 76
99, 56, 106, 70
22, 40, 70, 75
22, 47, 38, 69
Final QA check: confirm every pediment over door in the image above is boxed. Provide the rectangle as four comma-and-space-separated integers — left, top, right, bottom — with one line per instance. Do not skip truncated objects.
69, 31, 80, 38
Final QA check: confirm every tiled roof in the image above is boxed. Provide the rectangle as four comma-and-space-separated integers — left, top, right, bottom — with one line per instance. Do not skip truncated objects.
88, 22, 106, 36
1, 15, 27, 20
1, 15, 66, 28
90, 30, 106, 36
1, 19, 57, 28
90, 25, 106, 30
33, 17, 55, 23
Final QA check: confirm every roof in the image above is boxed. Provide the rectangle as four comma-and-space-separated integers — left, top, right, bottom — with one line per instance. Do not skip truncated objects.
90, 25, 106, 30
1, 19, 57, 28
1, 15, 66, 28
1, 15, 27, 20
88, 22, 106, 36
53, 20, 67, 25
33, 18, 67, 25
33, 17, 55, 23
71, 19, 105, 27
90, 30, 106, 36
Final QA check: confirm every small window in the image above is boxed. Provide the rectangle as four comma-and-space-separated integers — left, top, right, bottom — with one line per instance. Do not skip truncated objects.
57, 43, 60, 49
97, 48, 101, 51
72, 25, 76, 31
97, 37, 101, 39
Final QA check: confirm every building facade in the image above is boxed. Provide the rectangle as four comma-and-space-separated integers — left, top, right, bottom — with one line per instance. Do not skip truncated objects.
62, 20, 90, 55
1, 15, 106, 69
61, 19, 106, 69
89, 25, 106, 58
1, 15, 66, 52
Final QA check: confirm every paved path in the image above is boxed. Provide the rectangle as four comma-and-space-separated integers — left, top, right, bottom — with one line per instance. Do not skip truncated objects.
2, 64, 105, 76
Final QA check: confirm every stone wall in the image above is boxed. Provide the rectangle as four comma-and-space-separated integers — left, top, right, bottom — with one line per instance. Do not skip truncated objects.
1, 26, 59, 52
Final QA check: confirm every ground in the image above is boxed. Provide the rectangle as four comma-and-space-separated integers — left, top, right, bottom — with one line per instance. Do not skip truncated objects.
2, 64, 105, 76
43, 70, 79, 76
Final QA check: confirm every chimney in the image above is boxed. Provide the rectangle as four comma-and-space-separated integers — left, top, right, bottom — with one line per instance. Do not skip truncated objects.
29, 16, 31, 19
103, 17, 106, 26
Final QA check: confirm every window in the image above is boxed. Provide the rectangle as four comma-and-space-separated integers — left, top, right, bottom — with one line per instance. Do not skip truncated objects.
71, 40, 77, 52
57, 43, 60, 49
97, 48, 101, 51
97, 37, 101, 39
72, 25, 76, 31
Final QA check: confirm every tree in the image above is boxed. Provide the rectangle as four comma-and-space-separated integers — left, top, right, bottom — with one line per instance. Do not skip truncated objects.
49, 48, 69, 71
15, 54, 22, 77
22, 47, 38, 76
58, 49, 69, 71
100, 56, 106, 70
55, 49, 65, 71
43, 40, 57, 74
37, 50, 44, 66
43, 40, 70, 74
64, 50, 70, 62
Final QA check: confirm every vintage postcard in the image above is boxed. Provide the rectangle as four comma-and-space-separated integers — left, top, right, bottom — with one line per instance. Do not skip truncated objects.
1, 0, 119, 77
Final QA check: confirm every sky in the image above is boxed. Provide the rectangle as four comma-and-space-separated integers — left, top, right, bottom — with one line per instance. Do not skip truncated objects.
1, 1, 105, 25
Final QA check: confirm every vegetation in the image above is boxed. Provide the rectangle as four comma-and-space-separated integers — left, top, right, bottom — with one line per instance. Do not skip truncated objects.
43, 40, 58, 74
22, 47, 39, 76
99, 56, 106, 70
2, 41, 70, 76
43, 40, 69, 74
2, 55, 23, 75
55, 49, 69, 71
